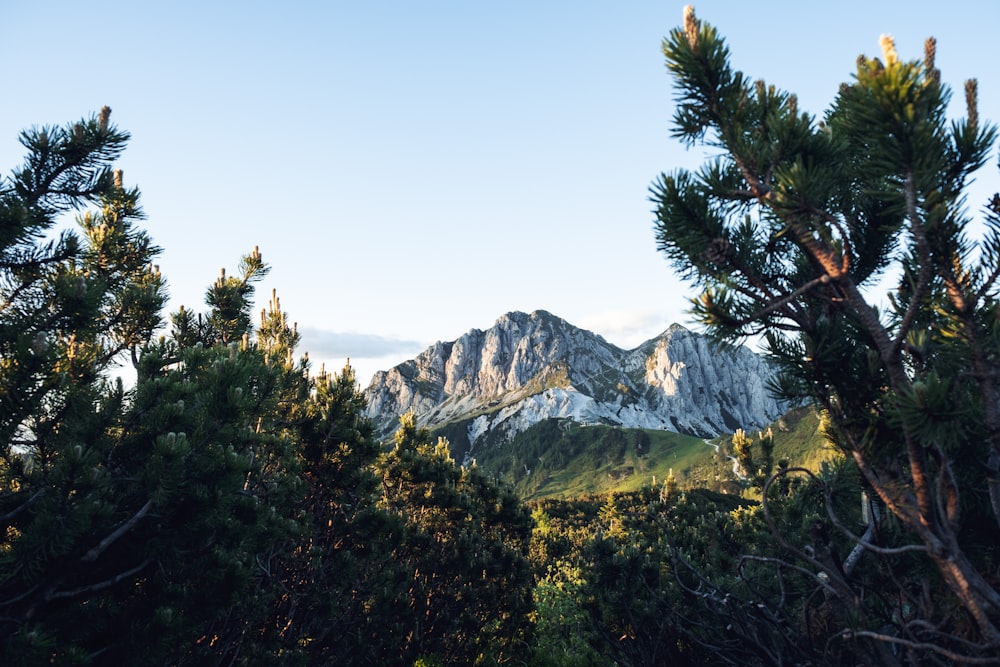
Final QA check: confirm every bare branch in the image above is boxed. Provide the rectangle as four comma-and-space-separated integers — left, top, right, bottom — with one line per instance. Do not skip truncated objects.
844, 629, 1000, 664
740, 273, 831, 325
47, 557, 153, 603
80, 498, 153, 564
822, 480, 927, 559
0, 488, 46, 527
738, 554, 839, 597
761, 467, 852, 594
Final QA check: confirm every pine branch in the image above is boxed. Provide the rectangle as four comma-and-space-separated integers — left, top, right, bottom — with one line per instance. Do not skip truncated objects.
973, 253, 1000, 305
843, 630, 1000, 664
935, 454, 962, 529
845, 445, 923, 528
0, 488, 46, 527
891, 172, 935, 357
760, 468, 852, 595
737, 554, 838, 596
820, 481, 926, 560
741, 273, 830, 325
80, 498, 153, 564
47, 557, 153, 603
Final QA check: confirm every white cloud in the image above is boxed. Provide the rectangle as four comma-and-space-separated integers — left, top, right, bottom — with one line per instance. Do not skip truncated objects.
295, 327, 428, 388
297, 326, 426, 359
577, 309, 682, 349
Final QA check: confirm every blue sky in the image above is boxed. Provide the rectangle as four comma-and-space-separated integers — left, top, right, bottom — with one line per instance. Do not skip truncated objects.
3, 1, 998, 385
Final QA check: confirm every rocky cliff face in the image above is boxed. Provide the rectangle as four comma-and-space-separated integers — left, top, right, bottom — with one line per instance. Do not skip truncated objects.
364, 310, 784, 443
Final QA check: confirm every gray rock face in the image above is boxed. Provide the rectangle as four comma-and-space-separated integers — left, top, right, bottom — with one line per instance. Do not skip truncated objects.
364, 310, 785, 443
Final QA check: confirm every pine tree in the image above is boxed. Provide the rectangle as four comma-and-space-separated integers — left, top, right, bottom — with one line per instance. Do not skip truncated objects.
0, 108, 169, 662
732, 427, 774, 489
255, 340, 405, 663
652, 6, 1000, 660
377, 413, 534, 666
0, 111, 303, 664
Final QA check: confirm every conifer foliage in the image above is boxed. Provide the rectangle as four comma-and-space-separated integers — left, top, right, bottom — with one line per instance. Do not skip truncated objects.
0, 110, 535, 665
377, 413, 534, 666
652, 6, 1000, 661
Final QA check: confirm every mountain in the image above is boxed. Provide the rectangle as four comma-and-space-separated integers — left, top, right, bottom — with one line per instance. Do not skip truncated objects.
364, 310, 786, 456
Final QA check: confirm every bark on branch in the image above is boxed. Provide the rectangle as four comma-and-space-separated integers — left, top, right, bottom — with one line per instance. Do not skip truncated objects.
81, 498, 153, 564
47, 557, 153, 603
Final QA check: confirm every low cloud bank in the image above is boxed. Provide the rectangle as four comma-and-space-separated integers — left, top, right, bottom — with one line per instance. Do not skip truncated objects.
297, 327, 427, 388
297, 326, 425, 360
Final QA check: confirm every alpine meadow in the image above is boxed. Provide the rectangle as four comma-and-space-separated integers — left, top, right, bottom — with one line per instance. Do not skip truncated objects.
3, 6, 1000, 666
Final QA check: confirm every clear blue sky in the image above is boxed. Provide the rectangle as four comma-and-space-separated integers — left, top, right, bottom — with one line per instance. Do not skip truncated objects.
3, 1, 998, 385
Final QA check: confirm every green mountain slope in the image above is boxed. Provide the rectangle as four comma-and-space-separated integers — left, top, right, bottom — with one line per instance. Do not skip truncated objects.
431, 405, 834, 500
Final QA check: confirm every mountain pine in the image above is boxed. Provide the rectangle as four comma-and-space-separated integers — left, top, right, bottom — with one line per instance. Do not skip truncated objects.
652, 6, 1000, 661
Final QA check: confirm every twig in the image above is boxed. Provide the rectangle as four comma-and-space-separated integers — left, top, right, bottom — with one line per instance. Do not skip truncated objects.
47, 558, 153, 602
81, 498, 153, 563
844, 629, 1000, 664
0, 488, 46, 526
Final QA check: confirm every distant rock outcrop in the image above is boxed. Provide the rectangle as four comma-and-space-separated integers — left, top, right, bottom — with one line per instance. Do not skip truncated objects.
364, 310, 784, 444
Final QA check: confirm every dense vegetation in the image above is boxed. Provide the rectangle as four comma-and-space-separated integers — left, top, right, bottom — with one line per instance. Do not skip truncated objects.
0, 108, 533, 665
3, 6, 1000, 665
434, 406, 830, 500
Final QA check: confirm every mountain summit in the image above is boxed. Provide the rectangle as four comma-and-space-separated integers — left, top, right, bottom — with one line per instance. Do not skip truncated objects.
364, 310, 784, 446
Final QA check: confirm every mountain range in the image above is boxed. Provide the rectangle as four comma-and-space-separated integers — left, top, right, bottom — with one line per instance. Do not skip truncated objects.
363, 310, 786, 462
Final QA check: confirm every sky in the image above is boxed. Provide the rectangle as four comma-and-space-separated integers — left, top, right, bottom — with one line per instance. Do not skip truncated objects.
2, 1, 999, 386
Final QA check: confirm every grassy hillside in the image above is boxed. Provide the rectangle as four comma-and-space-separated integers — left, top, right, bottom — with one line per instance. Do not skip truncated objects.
692, 405, 837, 491
431, 405, 835, 500
766, 405, 838, 471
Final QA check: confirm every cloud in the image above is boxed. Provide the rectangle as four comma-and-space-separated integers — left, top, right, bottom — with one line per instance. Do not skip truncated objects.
296, 326, 426, 360
578, 309, 677, 349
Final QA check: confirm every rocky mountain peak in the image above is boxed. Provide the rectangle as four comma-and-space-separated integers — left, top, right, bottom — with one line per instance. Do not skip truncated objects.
364, 311, 785, 447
